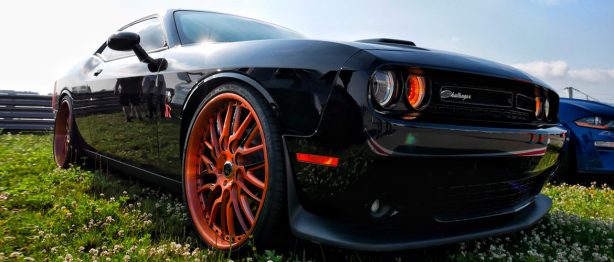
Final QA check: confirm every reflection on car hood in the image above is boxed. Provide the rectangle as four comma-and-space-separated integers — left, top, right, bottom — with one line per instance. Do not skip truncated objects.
341, 40, 549, 87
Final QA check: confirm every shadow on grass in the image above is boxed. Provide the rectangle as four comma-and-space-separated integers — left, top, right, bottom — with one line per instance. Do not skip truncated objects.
551, 170, 614, 188
84, 167, 197, 244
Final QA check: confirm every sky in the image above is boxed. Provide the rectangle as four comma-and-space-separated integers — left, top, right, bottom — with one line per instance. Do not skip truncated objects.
1, 0, 613, 102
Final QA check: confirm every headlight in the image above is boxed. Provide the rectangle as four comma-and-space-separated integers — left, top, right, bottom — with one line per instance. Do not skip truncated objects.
535, 97, 544, 120
406, 75, 428, 110
544, 98, 551, 120
575, 116, 614, 130
370, 70, 399, 108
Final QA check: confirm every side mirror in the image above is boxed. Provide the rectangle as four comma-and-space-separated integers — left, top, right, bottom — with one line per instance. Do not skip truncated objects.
106, 32, 167, 72
107, 32, 140, 51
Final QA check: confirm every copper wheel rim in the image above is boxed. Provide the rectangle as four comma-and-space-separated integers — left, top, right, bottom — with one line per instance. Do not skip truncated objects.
53, 100, 71, 167
185, 92, 269, 250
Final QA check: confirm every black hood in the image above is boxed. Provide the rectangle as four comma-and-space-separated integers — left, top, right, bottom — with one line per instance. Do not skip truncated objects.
341, 40, 550, 88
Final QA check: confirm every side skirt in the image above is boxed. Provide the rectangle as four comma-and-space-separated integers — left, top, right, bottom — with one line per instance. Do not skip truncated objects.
82, 149, 182, 193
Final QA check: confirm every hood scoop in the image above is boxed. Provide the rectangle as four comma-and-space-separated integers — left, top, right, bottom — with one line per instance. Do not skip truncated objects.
356, 38, 416, 47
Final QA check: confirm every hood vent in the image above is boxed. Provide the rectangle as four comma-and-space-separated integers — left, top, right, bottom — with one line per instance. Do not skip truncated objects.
356, 38, 416, 47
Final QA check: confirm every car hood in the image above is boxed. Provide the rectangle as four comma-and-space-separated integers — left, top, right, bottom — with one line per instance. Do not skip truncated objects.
561, 98, 614, 117
340, 40, 550, 88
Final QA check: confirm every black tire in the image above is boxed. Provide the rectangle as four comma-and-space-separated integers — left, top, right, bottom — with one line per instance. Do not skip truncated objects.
182, 82, 289, 254
53, 96, 81, 168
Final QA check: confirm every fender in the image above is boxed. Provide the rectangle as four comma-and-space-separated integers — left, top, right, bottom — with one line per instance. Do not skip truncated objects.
55, 89, 74, 113
182, 71, 278, 115
180, 71, 279, 155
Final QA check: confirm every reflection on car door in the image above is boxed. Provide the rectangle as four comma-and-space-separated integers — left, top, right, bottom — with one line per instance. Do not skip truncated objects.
82, 17, 168, 171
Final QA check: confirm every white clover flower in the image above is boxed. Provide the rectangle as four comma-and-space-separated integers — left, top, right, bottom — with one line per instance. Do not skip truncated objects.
9, 252, 22, 258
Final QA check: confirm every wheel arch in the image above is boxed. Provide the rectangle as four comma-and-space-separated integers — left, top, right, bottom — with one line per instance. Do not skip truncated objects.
179, 72, 279, 156
57, 89, 74, 109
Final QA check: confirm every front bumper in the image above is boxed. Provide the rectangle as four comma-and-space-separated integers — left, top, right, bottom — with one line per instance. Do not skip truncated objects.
574, 129, 614, 174
284, 113, 565, 250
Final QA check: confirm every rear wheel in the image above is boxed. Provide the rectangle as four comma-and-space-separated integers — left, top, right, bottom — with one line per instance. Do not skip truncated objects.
183, 83, 287, 252
53, 97, 79, 168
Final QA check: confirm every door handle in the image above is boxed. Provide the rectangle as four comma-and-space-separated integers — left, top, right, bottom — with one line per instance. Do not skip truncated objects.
93, 69, 103, 76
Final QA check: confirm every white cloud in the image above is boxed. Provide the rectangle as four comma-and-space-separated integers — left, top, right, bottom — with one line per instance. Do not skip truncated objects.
568, 69, 612, 83
513, 60, 569, 79
513, 60, 614, 101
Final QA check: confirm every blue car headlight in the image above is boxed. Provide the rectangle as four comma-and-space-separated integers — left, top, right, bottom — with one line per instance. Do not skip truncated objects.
575, 116, 614, 130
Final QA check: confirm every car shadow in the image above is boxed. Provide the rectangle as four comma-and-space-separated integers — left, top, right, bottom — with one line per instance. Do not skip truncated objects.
551, 171, 614, 187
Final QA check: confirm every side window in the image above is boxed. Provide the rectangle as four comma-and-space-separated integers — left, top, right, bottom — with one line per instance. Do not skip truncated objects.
99, 18, 166, 61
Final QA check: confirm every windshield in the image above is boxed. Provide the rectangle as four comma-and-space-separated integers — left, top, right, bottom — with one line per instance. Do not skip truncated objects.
174, 11, 304, 45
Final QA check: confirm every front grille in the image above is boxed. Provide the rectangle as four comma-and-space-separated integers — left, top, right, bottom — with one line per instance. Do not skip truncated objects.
426, 103, 532, 122
439, 86, 513, 108
415, 70, 558, 126
425, 81, 539, 124
434, 174, 545, 221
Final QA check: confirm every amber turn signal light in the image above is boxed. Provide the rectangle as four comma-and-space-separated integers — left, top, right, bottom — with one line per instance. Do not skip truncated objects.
407, 75, 427, 110
296, 153, 339, 167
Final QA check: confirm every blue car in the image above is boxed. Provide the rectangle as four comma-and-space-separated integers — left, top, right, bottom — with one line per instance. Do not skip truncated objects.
559, 98, 614, 175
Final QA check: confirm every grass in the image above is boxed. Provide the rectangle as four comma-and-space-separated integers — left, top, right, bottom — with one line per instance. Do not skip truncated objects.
0, 133, 612, 261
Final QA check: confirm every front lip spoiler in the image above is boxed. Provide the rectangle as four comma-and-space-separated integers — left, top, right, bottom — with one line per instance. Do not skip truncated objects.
288, 194, 551, 252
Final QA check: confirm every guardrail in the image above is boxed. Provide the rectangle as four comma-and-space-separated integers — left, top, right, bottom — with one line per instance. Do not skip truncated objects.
0, 90, 54, 131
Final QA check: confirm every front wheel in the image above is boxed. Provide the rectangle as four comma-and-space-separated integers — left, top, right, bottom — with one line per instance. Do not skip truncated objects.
182, 83, 288, 252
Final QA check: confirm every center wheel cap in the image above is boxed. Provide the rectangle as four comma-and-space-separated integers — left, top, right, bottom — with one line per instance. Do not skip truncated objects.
223, 161, 233, 178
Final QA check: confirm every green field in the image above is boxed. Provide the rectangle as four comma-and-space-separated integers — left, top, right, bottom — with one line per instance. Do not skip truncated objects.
0, 134, 612, 261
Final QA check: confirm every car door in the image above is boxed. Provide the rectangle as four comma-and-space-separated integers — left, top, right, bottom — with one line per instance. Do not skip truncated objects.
84, 17, 168, 170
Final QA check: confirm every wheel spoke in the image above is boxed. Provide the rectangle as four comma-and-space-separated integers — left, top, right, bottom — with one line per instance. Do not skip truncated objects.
220, 193, 229, 234
230, 187, 249, 233
208, 198, 222, 225
216, 111, 223, 136
243, 171, 265, 189
204, 140, 214, 151
225, 195, 236, 237
237, 180, 261, 202
200, 155, 215, 173
229, 113, 253, 146
197, 183, 215, 194
242, 125, 259, 148
220, 104, 233, 149
209, 120, 220, 157
237, 144, 264, 156
239, 195, 255, 226
232, 104, 242, 134
244, 160, 265, 171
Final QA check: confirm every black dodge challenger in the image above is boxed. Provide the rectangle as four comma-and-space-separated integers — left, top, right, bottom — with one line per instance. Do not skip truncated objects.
52, 9, 566, 252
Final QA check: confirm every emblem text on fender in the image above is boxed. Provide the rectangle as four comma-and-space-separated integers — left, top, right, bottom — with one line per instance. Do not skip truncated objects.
440, 89, 472, 101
